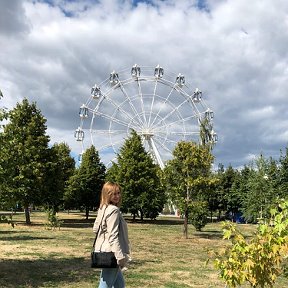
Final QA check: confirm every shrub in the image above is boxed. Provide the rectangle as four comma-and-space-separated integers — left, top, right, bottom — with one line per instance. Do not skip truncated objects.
212, 199, 288, 287
45, 208, 63, 230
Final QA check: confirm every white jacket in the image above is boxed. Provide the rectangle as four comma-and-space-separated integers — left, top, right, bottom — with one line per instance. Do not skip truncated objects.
93, 204, 130, 263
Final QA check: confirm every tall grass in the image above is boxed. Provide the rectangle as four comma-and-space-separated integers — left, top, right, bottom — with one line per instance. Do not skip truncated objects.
0, 211, 287, 287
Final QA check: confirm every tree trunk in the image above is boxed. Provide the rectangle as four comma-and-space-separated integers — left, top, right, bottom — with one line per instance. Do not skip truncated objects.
85, 207, 89, 220
183, 208, 188, 239
24, 206, 31, 225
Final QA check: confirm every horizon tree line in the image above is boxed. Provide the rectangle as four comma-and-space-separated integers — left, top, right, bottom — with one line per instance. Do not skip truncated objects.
0, 98, 288, 234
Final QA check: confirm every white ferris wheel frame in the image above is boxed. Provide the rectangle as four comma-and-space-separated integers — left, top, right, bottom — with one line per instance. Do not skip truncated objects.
75, 64, 217, 169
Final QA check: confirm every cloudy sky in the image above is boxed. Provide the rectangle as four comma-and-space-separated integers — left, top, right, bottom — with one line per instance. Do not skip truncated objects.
1, 0, 288, 169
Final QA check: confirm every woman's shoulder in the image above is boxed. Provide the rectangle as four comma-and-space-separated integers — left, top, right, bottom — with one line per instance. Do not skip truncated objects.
106, 204, 120, 213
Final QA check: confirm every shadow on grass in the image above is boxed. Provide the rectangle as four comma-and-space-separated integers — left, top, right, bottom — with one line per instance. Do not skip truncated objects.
61, 218, 94, 229
192, 230, 223, 240
125, 217, 184, 226
0, 230, 28, 234
0, 257, 98, 288
129, 258, 160, 268
0, 235, 54, 241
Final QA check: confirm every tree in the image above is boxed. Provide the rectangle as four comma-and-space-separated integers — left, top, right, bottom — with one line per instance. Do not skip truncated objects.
64, 145, 105, 219
213, 165, 238, 221
106, 130, 166, 220
0, 99, 50, 224
0, 90, 9, 212
0, 100, 48, 221
207, 163, 228, 220
0, 88, 7, 124
242, 155, 277, 223
44, 142, 75, 211
164, 141, 215, 238
277, 147, 288, 199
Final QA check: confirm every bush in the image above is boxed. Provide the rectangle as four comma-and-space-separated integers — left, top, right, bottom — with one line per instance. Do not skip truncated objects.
211, 199, 288, 287
45, 208, 63, 230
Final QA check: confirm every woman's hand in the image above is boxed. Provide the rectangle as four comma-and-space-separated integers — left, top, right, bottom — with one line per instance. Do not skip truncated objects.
117, 258, 126, 269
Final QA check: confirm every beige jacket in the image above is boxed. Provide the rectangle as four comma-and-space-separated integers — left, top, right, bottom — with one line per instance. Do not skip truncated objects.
93, 204, 130, 263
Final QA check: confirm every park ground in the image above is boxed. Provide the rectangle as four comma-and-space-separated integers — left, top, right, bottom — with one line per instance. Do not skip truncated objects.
0, 211, 287, 288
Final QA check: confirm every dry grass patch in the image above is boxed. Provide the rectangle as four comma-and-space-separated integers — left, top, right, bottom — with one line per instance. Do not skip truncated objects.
0, 212, 287, 288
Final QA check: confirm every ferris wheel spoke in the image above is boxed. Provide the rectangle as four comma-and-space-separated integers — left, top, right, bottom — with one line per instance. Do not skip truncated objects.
153, 113, 199, 132
97, 138, 125, 151
149, 86, 176, 128
152, 98, 190, 129
89, 129, 128, 135
152, 136, 173, 154
148, 80, 158, 127
102, 95, 143, 127
136, 79, 148, 126
118, 82, 145, 127
94, 111, 139, 131
168, 131, 199, 136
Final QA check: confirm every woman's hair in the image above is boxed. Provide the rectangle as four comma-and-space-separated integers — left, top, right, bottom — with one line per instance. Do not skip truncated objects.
100, 181, 121, 208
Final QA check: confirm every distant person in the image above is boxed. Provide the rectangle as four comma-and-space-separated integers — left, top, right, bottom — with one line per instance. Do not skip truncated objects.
93, 182, 130, 288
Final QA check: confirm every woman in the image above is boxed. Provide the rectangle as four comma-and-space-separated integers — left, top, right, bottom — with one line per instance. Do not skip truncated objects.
93, 182, 130, 288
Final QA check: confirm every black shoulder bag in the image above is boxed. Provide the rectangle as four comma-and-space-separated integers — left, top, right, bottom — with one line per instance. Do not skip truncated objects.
91, 206, 118, 268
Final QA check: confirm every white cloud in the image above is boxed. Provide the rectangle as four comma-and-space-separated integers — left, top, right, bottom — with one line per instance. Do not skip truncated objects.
1, 0, 288, 168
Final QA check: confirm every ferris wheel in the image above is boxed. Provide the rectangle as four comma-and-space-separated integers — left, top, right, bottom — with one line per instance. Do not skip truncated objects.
75, 64, 217, 168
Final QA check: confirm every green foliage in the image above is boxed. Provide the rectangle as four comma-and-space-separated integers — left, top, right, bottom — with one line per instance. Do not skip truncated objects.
0, 89, 7, 123
107, 130, 166, 220
242, 155, 278, 223
212, 199, 288, 287
45, 142, 75, 211
164, 141, 215, 210
0, 99, 50, 224
163, 141, 216, 237
208, 164, 236, 219
45, 208, 63, 230
64, 145, 105, 219
188, 201, 209, 231
278, 148, 288, 199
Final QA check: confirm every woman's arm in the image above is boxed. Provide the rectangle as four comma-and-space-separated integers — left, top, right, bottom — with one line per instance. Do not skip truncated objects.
92, 209, 102, 233
106, 207, 126, 261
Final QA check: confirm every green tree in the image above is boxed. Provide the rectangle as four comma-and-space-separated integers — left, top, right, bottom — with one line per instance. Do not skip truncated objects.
0, 91, 9, 212
105, 162, 119, 182
64, 145, 105, 219
0, 89, 7, 124
212, 164, 238, 221
164, 141, 215, 238
242, 155, 277, 223
208, 163, 230, 220
277, 147, 288, 199
0, 99, 50, 224
45, 142, 75, 211
108, 130, 165, 220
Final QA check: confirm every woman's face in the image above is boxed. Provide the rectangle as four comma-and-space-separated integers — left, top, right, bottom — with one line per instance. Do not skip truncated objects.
110, 190, 121, 205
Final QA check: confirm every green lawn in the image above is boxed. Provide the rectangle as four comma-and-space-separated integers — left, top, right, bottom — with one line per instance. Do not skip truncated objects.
0, 211, 287, 288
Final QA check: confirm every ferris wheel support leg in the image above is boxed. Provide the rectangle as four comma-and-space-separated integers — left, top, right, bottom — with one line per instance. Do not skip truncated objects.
147, 137, 165, 169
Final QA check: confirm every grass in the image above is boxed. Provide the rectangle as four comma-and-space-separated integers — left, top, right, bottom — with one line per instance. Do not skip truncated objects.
0, 211, 287, 288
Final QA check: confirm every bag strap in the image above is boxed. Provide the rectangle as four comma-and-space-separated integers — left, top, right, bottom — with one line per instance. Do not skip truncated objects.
92, 205, 107, 248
